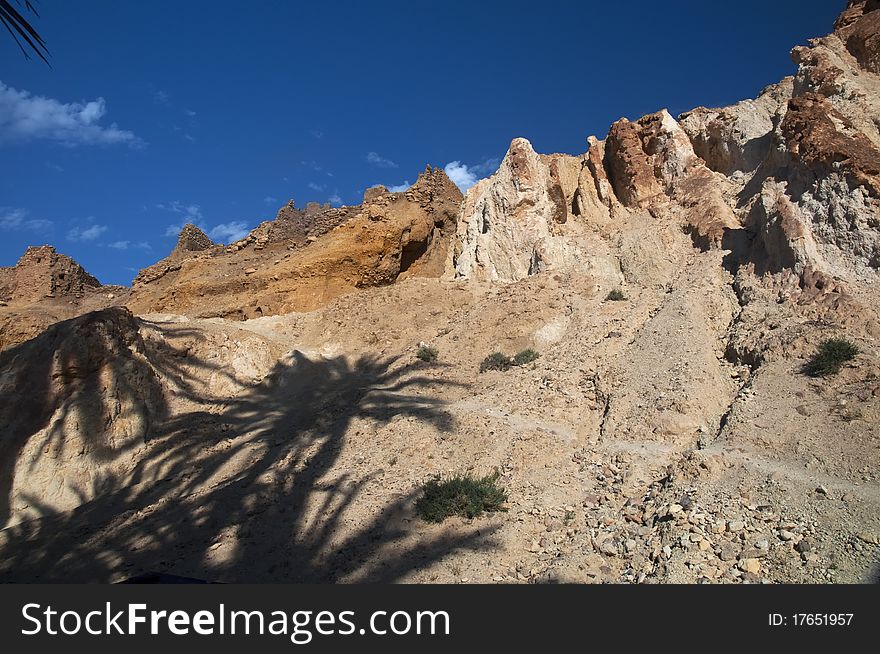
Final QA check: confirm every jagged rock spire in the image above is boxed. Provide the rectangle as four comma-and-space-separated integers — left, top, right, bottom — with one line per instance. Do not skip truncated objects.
174, 224, 214, 254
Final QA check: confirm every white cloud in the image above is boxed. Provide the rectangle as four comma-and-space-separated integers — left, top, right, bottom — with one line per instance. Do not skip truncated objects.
107, 240, 151, 250
328, 192, 342, 206
154, 90, 170, 104
309, 129, 323, 139
209, 221, 250, 243
366, 151, 398, 168
443, 158, 500, 192
387, 181, 411, 192
263, 196, 278, 205
0, 207, 53, 231
67, 224, 108, 242
443, 161, 477, 192
0, 81, 140, 146
0, 208, 26, 229
185, 109, 197, 117
158, 201, 203, 220
308, 182, 325, 192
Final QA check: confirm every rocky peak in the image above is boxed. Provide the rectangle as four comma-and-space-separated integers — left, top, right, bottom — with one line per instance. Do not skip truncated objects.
604, 117, 663, 206
363, 186, 389, 203
506, 138, 541, 190
833, 0, 880, 73
304, 201, 332, 217
173, 223, 214, 254
604, 110, 702, 208
406, 166, 464, 207
448, 138, 581, 282
679, 79, 793, 179
274, 199, 299, 222
0, 245, 101, 304
133, 225, 218, 287
834, 0, 878, 28
224, 199, 352, 254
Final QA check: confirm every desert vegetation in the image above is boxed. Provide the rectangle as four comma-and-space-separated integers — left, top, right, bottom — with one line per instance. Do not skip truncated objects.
803, 338, 859, 377
415, 472, 508, 523
416, 344, 439, 362
480, 349, 539, 373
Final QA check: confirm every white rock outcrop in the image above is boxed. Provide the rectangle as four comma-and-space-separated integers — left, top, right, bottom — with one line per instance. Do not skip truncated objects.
448, 138, 580, 282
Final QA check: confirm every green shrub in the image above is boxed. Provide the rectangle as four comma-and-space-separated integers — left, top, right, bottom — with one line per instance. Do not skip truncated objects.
479, 349, 540, 372
416, 345, 438, 362
480, 352, 511, 372
416, 472, 508, 523
512, 348, 539, 366
606, 289, 626, 301
803, 338, 859, 377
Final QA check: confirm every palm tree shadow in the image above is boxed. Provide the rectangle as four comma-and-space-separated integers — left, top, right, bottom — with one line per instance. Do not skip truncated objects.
0, 330, 498, 583
0, 308, 172, 527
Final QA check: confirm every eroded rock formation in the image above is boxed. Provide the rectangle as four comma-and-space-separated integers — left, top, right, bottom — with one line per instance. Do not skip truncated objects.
0, 246, 101, 305
125, 165, 462, 318
450, 0, 880, 307
448, 138, 582, 282
133, 224, 218, 286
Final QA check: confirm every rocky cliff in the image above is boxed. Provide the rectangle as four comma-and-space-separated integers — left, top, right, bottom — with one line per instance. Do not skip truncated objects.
450, 0, 880, 356
0, 3, 878, 585
126, 165, 462, 318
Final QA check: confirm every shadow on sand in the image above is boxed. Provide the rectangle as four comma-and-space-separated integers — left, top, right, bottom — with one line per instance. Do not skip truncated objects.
0, 310, 497, 582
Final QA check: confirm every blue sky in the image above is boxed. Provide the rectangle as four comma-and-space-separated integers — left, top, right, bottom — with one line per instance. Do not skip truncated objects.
0, 0, 842, 285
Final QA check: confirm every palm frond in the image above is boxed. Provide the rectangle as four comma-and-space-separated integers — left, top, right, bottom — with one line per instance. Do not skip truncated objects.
0, 0, 50, 65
